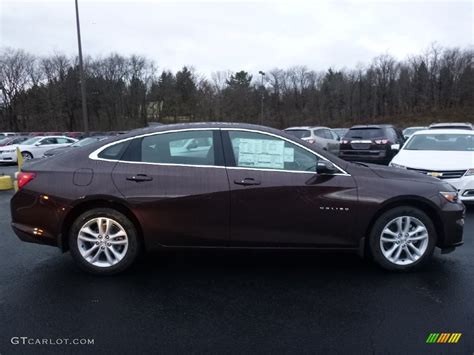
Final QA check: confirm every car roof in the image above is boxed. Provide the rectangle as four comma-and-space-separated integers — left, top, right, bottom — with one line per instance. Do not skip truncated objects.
403, 126, 426, 130
350, 124, 393, 129
429, 123, 473, 129
285, 126, 330, 130
411, 129, 473, 136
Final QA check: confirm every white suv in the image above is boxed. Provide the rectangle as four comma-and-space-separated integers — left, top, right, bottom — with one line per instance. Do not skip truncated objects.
284, 126, 340, 154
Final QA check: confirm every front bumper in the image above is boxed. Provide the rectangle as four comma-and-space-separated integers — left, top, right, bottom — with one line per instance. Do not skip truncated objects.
444, 176, 474, 202
436, 199, 465, 250
0, 151, 17, 162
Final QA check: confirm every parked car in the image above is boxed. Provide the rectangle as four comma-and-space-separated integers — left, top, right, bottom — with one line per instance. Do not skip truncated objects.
339, 125, 405, 165
63, 132, 85, 139
10, 123, 464, 275
390, 129, 474, 202
429, 122, 473, 130
0, 136, 29, 147
284, 126, 340, 153
0, 136, 77, 162
402, 126, 427, 140
43, 136, 109, 157
0, 132, 17, 138
333, 128, 349, 139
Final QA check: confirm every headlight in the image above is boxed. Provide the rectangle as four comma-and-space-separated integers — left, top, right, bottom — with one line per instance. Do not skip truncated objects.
390, 163, 406, 169
464, 168, 474, 176
440, 191, 459, 203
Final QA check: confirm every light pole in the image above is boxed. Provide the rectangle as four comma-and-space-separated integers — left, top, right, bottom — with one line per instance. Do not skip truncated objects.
258, 71, 265, 125
75, 0, 89, 133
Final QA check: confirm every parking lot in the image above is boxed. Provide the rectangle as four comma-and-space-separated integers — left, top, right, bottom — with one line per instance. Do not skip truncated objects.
0, 163, 472, 354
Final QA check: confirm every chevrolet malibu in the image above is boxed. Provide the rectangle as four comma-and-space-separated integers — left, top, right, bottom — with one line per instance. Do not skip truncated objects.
10, 123, 465, 274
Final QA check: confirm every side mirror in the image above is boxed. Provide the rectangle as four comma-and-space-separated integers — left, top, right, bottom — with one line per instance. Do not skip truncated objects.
316, 160, 338, 174
34, 142, 41, 146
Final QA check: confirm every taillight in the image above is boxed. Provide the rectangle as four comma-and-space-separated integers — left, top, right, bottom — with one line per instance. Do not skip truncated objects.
374, 139, 389, 144
341, 140, 349, 144
17, 172, 36, 189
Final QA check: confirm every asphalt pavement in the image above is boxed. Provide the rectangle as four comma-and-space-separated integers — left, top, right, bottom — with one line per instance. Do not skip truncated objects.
0, 163, 473, 354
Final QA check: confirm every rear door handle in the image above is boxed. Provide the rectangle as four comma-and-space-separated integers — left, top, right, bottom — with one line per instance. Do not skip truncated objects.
234, 178, 261, 186
126, 174, 153, 182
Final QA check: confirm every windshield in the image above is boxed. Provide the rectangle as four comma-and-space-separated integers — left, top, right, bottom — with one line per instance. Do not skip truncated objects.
405, 134, 474, 151
345, 128, 384, 139
19, 137, 42, 145
285, 130, 311, 139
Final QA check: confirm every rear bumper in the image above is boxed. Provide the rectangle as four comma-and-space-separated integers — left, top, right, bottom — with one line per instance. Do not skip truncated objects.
10, 189, 65, 248
339, 150, 390, 164
11, 222, 58, 247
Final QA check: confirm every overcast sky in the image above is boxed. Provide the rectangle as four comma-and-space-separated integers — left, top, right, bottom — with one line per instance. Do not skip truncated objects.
0, 0, 472, 76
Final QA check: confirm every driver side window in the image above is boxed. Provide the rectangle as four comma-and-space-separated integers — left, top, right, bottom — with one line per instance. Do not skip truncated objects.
227, 131, 318, 172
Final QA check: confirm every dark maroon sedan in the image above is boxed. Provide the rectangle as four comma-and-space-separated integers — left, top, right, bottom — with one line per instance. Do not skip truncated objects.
10, 123, 465, 274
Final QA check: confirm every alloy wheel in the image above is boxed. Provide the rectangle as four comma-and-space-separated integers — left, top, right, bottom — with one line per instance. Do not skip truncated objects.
379, 216, 429, 266
77, 217, 129, 268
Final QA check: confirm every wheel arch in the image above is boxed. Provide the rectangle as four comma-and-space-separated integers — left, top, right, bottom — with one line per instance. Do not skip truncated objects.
60, 196, 144, 252
363, 196, 444, 256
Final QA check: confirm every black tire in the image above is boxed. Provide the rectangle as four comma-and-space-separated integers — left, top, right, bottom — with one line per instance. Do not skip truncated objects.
22, 151, 33, 160
369, 206, 436, 271
69, 208, 140, 275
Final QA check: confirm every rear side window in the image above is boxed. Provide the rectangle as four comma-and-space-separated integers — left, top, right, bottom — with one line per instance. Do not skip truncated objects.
345, 128, 384, 139
122, 130, 217, 166
98, 141, 129, 160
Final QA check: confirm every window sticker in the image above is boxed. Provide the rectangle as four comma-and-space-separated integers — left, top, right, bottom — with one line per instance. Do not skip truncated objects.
238, 138, 285, 169
283, 147, 294, 162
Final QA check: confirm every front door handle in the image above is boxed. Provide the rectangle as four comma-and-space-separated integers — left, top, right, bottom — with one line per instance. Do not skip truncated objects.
126, 174, 153, 182
234, 178, 261, 186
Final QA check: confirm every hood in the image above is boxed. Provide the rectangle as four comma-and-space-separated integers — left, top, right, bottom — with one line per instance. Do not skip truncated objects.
0, 144, 19, 151
392, 150, 474, 170
356, 162, 441, 184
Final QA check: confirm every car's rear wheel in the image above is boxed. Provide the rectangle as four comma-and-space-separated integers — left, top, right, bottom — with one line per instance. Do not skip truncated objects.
369, 206, 436, 271
69, 208, 140, 275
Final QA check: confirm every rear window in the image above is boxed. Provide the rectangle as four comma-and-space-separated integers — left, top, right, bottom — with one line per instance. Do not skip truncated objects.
285, 130, 311, 139
345, 128, 384, 139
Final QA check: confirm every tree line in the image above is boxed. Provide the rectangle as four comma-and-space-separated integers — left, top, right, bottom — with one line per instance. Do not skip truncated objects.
0, 44, 472, 132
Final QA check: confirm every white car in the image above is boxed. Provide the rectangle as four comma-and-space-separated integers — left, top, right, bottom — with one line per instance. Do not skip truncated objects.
390, 129, 474, 202
0, 136, 78, 163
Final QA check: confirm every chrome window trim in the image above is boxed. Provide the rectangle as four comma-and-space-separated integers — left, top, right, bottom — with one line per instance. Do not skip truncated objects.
88, 126, 350, 176
89, 127, 220, 162
224, 128, 350, 176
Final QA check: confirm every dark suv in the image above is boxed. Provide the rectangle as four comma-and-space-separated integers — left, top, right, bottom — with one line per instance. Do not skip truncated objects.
339, 125, 405, 165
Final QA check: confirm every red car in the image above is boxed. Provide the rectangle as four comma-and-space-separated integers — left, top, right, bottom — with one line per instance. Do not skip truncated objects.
10, 123, 465, 275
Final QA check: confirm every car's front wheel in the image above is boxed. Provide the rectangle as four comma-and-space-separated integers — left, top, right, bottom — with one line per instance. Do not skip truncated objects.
21, 151, 33, 160
369, 206, 436, 271
69, 208, 140, 275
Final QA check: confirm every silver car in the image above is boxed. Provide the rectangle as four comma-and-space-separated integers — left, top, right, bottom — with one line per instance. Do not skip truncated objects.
284, 126, 340, 154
